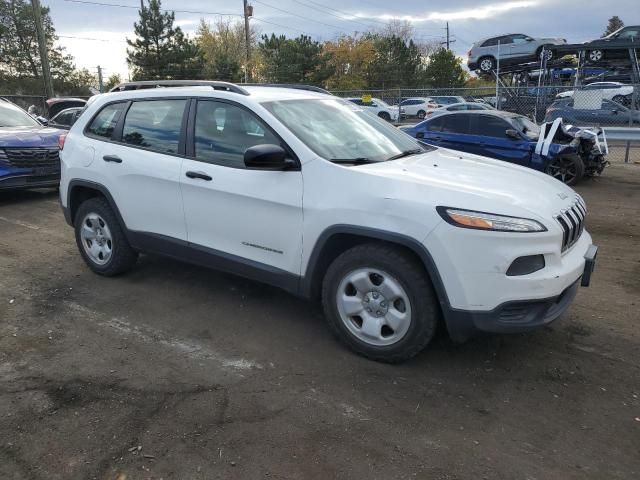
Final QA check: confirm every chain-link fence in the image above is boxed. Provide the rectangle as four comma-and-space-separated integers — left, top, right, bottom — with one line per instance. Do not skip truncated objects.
1, 95, 48, 116
332, 85, 640, 163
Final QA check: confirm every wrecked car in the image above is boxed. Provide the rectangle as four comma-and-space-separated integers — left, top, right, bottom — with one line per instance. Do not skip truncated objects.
400, 110, 607, 185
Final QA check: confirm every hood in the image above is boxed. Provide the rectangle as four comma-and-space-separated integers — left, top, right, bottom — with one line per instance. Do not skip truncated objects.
354, 148, 577, 220
0, 126, 64, 148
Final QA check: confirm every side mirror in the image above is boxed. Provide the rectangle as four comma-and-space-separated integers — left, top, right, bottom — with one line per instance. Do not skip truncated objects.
244, 144, 289, 170
37, 116, 49, 126
505, 129, 520, 139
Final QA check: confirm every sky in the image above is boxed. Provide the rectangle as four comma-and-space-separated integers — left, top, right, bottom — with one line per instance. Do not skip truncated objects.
47, 0, 640, 81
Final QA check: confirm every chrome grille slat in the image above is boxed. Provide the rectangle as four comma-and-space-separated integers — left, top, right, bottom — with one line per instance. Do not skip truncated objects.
555, 197, 587, 253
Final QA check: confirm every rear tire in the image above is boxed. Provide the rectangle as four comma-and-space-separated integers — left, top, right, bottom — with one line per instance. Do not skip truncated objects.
321, 243, 440, 363
378, 111, 391, 122
416, 110, 426, 119
588, 49, 604, 63
545, 155, 585, 186
478, 56, 496, 73
74, 197, 138, 276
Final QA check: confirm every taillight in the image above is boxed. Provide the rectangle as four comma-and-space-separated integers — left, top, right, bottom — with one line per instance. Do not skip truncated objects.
58, 134, 67, 150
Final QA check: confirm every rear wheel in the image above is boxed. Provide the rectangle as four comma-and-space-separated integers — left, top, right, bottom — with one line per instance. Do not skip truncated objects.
416, 110, 426, 119
612, 95, 629, 106
378, 111, 391, 122
479, 56, 496, 73
538, 45, 554, 62
321, 243, 440, 363
545, 155, 585, 186
74, 197, 138, 276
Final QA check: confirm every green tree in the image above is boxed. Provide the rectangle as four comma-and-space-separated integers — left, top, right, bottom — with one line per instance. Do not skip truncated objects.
365, 34, 422, 88
0, 0, 75, 85
603, 16, 624, 37
104, 73, 122, 91
126, 0, 203, 80
257, 34, 332, 84
196, 19, 258, 82
422, 48, 467, 88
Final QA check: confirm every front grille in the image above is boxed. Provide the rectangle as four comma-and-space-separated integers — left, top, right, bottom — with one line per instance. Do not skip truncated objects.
0, 148, 60, 168
555, 195, 587, 252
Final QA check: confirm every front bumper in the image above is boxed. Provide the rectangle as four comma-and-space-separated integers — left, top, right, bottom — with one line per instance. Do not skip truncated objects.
0, 173, 60, 191
444, 244, 598, 342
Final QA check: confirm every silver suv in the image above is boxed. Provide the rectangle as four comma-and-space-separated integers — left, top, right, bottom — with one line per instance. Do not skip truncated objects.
468, 33, 566, 73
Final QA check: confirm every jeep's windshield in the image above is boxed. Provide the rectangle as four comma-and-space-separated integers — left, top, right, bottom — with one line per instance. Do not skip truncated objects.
0, 103, 41, 128
262, 98, 429, 163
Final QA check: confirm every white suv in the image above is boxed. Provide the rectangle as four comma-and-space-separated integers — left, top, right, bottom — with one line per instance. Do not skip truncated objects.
59, 82, 598, 363
398, 97, 438, 119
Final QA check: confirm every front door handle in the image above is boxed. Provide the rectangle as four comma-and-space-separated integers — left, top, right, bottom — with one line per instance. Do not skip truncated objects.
103, 155, 122, 163
186, 171, 212, 181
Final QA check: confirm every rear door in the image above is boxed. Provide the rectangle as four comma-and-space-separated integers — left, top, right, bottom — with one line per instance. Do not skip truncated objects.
180, 98, 303, 275
94, 98, 189, 240
422, 114, 476, 153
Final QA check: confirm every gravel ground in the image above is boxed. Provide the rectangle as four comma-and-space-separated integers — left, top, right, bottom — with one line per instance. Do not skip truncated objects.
1, 163, 639, 480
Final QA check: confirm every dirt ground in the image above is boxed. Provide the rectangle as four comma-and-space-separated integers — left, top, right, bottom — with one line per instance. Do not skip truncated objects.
0, 163, 639, 480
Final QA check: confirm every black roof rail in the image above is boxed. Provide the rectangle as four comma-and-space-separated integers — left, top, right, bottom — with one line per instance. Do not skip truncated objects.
240, 83, 332, 95
109, 80, 249, 95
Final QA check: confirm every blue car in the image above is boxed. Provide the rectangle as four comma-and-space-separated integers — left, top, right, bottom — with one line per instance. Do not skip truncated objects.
401, 110, 607, 185
0, 99, 64, 191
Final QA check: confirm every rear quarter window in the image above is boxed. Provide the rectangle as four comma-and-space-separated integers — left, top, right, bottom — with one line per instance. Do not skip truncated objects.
86, 103, 126, 139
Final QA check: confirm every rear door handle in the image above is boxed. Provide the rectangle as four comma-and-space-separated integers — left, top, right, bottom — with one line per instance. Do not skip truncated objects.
103, 155, 122, 163
185, 171, 212, 181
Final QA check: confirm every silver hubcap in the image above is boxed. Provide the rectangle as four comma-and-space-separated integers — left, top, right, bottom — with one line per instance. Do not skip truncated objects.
336, 268, 412, 347
480, 59, 493, 71
80, 213, 113, 265
590, 51, 602, 61
542, 50, 553, 61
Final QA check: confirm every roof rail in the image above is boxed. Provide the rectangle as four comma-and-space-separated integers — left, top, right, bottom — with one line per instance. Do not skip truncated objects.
240, 83, 332, 95
109, 80, 249, 95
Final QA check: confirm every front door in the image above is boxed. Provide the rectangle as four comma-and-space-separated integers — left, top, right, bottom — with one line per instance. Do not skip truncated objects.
180, 99, 304, 276
469, 115, 532, 166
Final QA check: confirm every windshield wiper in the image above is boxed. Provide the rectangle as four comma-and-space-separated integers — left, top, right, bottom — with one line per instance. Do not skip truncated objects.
329, 157, 378, 165
386, 148, 423, 161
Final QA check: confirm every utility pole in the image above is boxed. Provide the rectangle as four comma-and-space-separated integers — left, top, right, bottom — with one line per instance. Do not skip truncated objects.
243, 0, 252, 83
97, 66, 104, 93
440, 22, 455, 51
31, 0, 54, 98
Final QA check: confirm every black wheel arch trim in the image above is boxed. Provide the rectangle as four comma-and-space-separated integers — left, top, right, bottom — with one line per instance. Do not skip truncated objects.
301, 224, 453, 320
65, 179, 129, 237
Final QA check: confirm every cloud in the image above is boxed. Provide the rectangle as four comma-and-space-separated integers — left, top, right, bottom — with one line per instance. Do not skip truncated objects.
355, 1, 539, 22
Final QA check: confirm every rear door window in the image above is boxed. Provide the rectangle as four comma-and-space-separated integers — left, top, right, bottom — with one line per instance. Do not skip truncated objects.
86, 103, 126, 139
440, 115, 471, 133
122, 99, 187, 154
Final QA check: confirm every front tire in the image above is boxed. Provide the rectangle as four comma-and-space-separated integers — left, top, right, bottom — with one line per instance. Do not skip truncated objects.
74, 197, 138, 276
588, 49, 604, 63
321, 243, 440, 363
378, 111, 391, 122
416, 109, 426, 119
538, 45, 554, 62
545, 155, 585, 186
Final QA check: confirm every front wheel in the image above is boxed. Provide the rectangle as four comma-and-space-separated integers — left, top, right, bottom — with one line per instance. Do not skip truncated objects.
539, 46, 554, 62
416, 110, 426, 119
545, 155, 585, 186
321, 243, 440, 363
588, 49, 604, 63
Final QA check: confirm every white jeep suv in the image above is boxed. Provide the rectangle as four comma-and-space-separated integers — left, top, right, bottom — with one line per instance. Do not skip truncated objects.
59, 82, 598, 363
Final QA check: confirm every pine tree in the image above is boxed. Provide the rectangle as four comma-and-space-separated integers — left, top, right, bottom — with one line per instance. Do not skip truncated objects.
126, 0, 203, 80
603, 16, 624, 37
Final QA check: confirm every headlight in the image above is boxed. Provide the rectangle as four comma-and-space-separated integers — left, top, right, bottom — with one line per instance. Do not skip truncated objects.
437, 207, 547, 232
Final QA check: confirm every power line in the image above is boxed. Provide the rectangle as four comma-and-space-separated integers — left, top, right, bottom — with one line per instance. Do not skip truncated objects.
251, 0, 344, 32
61, 0, 242, 16
286, 0, 380, 30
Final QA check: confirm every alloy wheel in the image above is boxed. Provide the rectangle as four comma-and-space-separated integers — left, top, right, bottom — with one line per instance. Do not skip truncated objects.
547, 157, 578, 184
